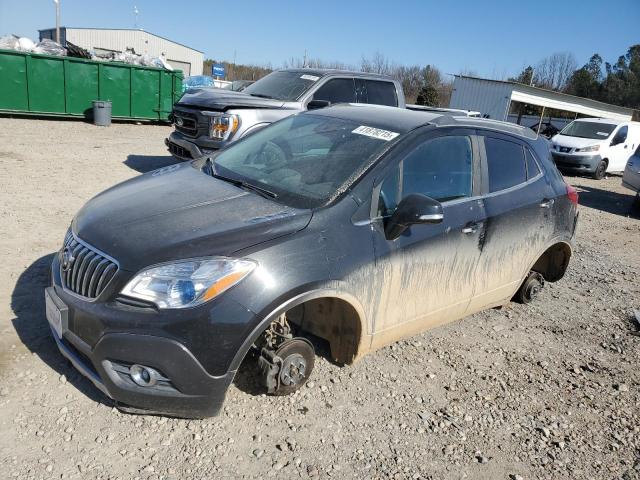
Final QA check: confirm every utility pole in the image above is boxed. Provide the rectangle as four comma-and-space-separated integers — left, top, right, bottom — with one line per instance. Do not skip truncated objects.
303, 49, 308, 68
53, 0, 60, 44
134, 5, 139, 29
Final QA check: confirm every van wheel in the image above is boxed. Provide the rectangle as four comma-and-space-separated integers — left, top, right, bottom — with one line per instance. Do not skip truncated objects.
515, 272, 545, 304
592, 160, 607, 180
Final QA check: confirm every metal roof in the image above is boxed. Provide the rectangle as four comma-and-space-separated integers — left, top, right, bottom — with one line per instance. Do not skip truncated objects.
38, 27, 204, 53
451, 75, 636, 122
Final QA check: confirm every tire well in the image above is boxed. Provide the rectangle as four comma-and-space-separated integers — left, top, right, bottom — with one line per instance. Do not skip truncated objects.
287, 297, 363, 365
531, 242, 572, 282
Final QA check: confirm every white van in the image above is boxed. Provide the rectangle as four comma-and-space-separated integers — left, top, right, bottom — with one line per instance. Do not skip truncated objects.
550, 118, 640, 179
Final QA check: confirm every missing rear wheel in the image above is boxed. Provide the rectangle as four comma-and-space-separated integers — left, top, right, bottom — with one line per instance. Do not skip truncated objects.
515, 271, 545, 304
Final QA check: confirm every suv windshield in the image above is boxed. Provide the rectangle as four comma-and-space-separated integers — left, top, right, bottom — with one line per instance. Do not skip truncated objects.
243, 71, 321, 101
212, 114, 399, 208
559, 121, 616, 140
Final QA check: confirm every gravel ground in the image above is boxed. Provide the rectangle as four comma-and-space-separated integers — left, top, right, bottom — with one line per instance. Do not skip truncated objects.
0, 117, 639, 480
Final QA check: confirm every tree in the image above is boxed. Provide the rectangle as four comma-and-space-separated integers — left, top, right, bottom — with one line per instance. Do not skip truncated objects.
510, 66, 534, 85
533, 52, 577, 90
361, 51, 391, 75
416, 85, 439, 106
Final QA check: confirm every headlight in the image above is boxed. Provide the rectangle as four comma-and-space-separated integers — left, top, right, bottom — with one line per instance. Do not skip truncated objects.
209, 113, 240, 140
121, 257, 255, 309
575, 144, 600, 152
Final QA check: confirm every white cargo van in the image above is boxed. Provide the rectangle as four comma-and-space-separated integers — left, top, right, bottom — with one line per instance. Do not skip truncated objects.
550, 118, 640, 179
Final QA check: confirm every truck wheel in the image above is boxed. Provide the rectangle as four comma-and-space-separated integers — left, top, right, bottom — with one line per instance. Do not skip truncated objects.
515, 272, 545, 304
592, 160, 607, 180
633, 193, 640, 212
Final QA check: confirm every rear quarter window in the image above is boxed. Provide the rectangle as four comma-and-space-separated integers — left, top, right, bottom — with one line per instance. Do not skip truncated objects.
485, 137, 526, 192
365, 80, 398, 107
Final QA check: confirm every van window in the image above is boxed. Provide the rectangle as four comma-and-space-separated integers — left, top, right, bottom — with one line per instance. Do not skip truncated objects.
559, 121, 616, 140
365, 80, 398, 107
612, 125, 628, 144
312, 78, 356, 104
485, 137, 526, 192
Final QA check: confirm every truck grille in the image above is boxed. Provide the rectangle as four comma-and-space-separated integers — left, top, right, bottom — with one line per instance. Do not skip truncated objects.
60, 232, 118, 299
173, 111, 199, 137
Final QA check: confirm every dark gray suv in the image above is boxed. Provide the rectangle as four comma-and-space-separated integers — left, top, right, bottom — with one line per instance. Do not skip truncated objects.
46, 105, 579, 418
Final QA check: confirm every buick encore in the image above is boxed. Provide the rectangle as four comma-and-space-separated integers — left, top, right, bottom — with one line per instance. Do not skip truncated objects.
46, 105, 579, 417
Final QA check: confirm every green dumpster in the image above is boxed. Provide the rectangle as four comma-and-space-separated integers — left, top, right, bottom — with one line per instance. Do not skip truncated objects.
0, 49, 183, 121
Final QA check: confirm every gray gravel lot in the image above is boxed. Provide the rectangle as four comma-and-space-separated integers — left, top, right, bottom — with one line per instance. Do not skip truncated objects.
0, 117, 639, 480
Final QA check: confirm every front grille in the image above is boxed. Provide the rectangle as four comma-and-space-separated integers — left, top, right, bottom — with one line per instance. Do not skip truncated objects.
173, 111, 199, 137
60, 233, 118, 299
168, 141, 192, 159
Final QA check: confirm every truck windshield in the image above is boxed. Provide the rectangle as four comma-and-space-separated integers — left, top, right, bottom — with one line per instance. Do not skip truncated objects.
559, 121, 616, 140
242, 71, 320, 101
212, 114, 399, 208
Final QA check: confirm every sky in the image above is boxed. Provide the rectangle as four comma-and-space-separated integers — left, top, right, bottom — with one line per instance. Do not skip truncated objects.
1, 0, 639, 79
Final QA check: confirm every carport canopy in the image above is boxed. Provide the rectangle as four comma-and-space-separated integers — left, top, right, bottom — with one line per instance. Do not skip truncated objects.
450, 75, 637, 123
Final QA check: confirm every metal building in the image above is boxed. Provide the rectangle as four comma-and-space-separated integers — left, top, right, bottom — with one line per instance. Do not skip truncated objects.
450, 75, 636, 123
39, 27, 204, 75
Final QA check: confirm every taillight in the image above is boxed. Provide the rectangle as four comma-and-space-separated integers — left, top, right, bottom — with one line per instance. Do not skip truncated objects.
566, 184, 579, 205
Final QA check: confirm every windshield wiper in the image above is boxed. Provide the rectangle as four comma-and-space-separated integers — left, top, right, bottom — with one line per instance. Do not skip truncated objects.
207, 163, 278, 199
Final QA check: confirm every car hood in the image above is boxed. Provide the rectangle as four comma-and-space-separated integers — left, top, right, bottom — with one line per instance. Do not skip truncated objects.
551, 134, 608, 149
73, 163, 312, 271
177, 88, 286, 111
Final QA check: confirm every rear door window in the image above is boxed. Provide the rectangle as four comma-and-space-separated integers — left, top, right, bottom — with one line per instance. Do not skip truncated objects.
485, 137, 526, 192
312, 78, 356, 104
365, 80, 398, 107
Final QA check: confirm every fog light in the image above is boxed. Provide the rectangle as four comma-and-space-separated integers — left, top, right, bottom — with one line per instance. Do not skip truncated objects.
130, 364, 159, 387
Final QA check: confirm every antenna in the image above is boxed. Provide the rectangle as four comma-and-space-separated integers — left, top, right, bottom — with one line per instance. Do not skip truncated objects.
134, 5, 139, 29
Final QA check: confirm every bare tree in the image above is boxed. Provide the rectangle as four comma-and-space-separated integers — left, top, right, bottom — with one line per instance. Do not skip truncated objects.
361, 51, 392, 75
533, 52, 577, 91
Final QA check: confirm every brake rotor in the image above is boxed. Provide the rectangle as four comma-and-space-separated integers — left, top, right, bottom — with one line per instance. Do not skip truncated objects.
273, 338, 315, 396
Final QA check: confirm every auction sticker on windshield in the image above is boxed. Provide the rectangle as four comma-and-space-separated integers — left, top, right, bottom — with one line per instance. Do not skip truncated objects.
352, 125, 400, 141
300, 74, 319, 81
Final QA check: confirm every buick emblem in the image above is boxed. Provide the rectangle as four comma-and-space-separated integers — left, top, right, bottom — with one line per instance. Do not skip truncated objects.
175, 116, 184, 127
61, 247, 75, 272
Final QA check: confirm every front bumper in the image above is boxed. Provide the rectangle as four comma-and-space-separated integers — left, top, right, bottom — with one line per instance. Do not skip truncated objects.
166, 130, 226, 161
551, 152, 601, 173
45, 253, 256, 418
47, 299, 234, 418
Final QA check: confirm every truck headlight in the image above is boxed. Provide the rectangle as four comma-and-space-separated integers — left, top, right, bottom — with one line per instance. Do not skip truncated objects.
209, 114, 240, 140
121, 257, 255, 309
575, 144, 600, 152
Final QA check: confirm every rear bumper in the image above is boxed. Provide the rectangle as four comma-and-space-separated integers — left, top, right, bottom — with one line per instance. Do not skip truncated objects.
552, 153, 601, 173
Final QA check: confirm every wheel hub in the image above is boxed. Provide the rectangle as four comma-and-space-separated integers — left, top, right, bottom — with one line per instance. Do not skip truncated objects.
279, 353, 307, 386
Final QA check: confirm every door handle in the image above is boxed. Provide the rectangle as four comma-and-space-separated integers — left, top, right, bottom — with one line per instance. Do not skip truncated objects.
540, 199, 555, 208
462, 223, 479, 234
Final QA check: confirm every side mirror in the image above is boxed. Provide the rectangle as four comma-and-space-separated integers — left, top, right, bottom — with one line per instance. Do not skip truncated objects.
384, 193, 444, 240
307, 99, 331, 110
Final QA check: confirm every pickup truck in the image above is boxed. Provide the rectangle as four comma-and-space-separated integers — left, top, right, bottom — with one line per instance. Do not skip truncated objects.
166, 69, 406, 160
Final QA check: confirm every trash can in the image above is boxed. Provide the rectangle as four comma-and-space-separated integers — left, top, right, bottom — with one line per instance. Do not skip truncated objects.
92, 100, 112, 126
